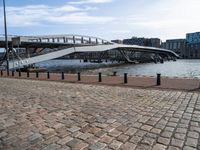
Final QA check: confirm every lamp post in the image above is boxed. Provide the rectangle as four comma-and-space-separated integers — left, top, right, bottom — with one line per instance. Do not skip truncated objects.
3, 0, 9, 76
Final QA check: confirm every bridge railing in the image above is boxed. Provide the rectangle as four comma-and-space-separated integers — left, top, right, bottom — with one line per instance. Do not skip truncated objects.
13, 35, 113, 45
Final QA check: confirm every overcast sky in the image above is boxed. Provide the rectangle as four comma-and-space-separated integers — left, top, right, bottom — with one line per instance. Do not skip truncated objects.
0, 0, 200, 41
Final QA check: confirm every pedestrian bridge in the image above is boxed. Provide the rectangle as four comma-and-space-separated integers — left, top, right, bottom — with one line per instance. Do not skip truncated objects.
0, 35, 179, 69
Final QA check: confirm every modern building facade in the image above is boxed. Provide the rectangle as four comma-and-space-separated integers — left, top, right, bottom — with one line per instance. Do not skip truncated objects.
123, 37, 161, 48
111, 39, 123, 44
161, 39, 186, 58
186, 32, 200, 58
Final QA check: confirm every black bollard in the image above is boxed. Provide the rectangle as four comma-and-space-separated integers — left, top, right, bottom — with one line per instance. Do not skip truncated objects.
47, 72, 50, 79
27, 71, 29, 78
1, 70, 3, 76
124, 73, 128, 84
78, 72, 81, 81
113, 72, 117, 76
36, 72, 39, 78
19, 70, 21, 77
157, 73, 161, 86
61, 72, 65, 80
12, 71, 14, 77
98, 72, 102, 82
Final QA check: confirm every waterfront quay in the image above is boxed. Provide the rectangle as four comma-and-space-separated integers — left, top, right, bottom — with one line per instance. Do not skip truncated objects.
0, 78, 200, 150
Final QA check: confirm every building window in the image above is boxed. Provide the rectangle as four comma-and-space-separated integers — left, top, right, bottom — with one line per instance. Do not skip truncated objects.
174, 42, 177, 50
170, 42, 173, 49
166, 43, 169, 49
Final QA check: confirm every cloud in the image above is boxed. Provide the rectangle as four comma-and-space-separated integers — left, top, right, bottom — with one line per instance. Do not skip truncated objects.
69, 0, 113, 5
0, 4, 115, 27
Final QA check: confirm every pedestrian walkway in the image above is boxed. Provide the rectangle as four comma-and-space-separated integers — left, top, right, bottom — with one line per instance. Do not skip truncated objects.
0, 78, 200, 150
0, 71, 200, 91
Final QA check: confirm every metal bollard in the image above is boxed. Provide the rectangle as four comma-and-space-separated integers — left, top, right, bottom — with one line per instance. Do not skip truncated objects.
78, 72, 81, 81
36, 72, 39, 78
1, 70, 3, 76
12, 71, 15, 77
27, 71, 30, 78
157, 73, 161, 85
98, 72, 102, 82
47, 72, 50, 79
61, 72, 65, 80
19, 70, 21, 77
124, 73, 128, 84
113, 72, 117, 76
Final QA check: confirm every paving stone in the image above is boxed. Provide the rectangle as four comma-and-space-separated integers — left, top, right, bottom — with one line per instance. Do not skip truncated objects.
174, 133, 185, 140
117, 134, 129, 143
67, 126, 81, 133
185, 137, 198, 148
129, 136, 142, 144
42, 144, 61, 150
108, 129, 122, 137
158, 137, 170, 145
141, 125, 153, 131
161, 131, 173, 138
109, 140, 123, 149
168, 146, 180, 150
100, 135, 114, 144
187, 131, 199, 139
171, 138, 184, 148
120, 142, 137, 150
183, 146, 197, 150
28, 133, 43, 144
125, 127, 137, 136
152, 144, 167, 150
57, 136, 73, 145
89, 142, 106, 150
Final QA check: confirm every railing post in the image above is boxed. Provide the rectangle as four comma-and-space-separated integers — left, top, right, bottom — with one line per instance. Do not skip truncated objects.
124, 73, 128, 84
47, 72, 50, 79
98, 72, 102, 82
61, 72, 65, 80
78, 72, 81, 81
36, 71, 39, 78
157, 73, 161, 86
1, 70, 3, 76
12, 70, 14, 77
27, 71, 29, 78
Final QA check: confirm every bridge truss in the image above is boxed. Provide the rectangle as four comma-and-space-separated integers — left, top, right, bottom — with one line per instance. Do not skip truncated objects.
0, 34, 179, 70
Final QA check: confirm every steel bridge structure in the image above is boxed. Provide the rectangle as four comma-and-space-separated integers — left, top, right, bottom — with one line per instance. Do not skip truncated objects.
0, 34, 179, 70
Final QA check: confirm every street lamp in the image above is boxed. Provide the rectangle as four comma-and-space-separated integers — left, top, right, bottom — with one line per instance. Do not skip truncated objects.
3, 0, 9, 76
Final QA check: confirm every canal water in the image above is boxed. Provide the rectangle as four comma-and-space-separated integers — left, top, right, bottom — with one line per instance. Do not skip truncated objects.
36, 59, 200, 78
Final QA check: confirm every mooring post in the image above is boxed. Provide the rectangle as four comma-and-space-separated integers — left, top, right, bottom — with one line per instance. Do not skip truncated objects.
61, 72, 64, 80
157, 73, 161, 86
0, 70, 3, 76
12, 70, 14, 77
124, 73, 128, 84
36, 72, 39, 78
19, 70, 21, 77
27, 71, 29, 78
113, 72, 117, 76
78, 72, 81, 81
98, 72, 102, 82
47, 72, 50, 79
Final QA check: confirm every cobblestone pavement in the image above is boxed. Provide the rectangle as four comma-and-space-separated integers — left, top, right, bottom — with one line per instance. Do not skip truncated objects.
0, 78, 200, 150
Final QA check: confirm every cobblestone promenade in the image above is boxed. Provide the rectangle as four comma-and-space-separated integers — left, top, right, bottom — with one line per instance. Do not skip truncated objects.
0, 78, 200, 150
